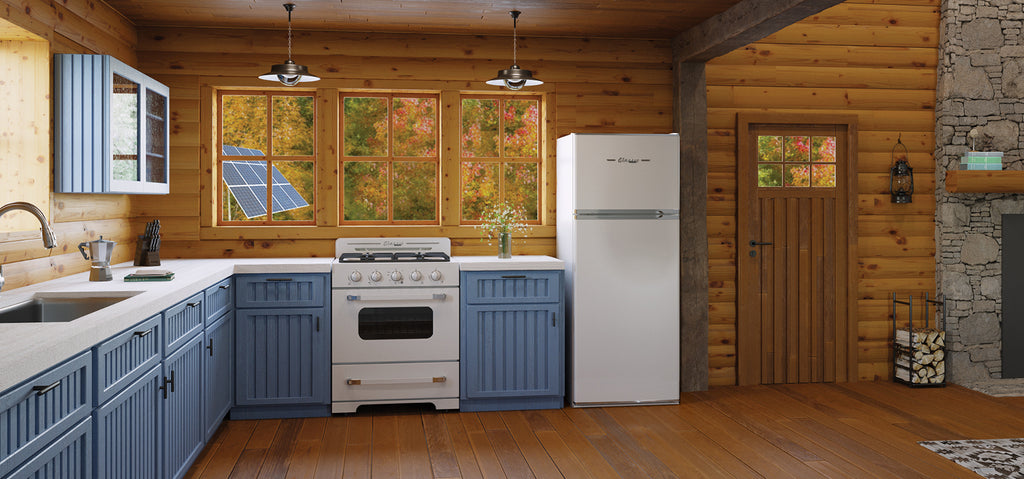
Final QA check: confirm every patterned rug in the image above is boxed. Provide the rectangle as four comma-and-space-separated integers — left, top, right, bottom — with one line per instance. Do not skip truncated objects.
920, 439, 1024, 478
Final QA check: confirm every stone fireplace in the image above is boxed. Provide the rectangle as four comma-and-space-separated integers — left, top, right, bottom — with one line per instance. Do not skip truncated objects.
936, 0, 1024, 384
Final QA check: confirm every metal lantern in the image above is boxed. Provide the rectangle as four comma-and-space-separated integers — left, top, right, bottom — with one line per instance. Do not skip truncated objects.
889, 135, 914, 204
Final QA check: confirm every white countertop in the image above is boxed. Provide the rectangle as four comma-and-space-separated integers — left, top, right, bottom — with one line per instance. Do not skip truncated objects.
0, 254, 562, 392
453, 255, 564, 271
0, 258, 332, 392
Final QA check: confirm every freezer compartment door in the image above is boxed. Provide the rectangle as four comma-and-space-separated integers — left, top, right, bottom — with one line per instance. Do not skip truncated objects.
569, 217, 680, 405
570, 134, 679, 211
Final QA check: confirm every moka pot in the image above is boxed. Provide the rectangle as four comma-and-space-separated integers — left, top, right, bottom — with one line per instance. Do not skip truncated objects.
79, 236, 116, 281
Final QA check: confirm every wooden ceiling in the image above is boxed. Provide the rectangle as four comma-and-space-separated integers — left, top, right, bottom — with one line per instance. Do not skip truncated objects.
101, 0, 744, 39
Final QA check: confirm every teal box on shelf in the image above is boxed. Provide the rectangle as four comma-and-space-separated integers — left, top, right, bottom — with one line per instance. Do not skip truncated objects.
961, 151, 1003, 170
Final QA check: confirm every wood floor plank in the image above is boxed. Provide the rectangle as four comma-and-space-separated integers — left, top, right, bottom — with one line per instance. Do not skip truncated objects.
188, 383, 1024, 479
499, 411, 563, 478
285, 418, 327, 479
258, 418, 302, 478
423, 413, 462, 479
372, 415, 401, 478
539, 409, 621, 479
312, 416, 349, 479
461, 412, 507, 478
398, 414, 433, 479
342, 416, 372, 479
442, 413, 484, 479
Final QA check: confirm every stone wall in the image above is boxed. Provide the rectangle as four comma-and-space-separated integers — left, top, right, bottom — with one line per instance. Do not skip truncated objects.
936, 0, 1024, 383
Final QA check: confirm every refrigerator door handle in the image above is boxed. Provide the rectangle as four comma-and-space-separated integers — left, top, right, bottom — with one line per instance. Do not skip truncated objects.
574, 209, 680, 220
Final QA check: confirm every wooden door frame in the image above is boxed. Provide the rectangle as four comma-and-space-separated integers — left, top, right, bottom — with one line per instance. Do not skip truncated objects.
736, 113, 859, 386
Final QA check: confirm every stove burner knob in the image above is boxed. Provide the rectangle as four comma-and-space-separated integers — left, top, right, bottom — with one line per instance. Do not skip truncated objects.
409, 270, 423, 282
429, 270, 443, 282
390, 271, 403, 282
369, 271, 383, 282
349, 271, 362, 283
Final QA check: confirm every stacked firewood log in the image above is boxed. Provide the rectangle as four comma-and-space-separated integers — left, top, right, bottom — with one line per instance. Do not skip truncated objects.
895, 328, 945, 385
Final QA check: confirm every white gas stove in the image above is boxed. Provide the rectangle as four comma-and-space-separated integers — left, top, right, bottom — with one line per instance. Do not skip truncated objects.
330, 238, 460, 413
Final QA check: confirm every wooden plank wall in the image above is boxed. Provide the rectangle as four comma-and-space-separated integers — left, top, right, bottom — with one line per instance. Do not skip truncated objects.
0, 1, 138, 290
705, 0, 939, 385
130, 28, 675, 258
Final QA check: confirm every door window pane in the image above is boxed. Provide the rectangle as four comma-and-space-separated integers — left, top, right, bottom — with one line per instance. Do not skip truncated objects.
812, 164, 837, 188
812, 136, 836, 163
785, 165, 810, 187
111, 74, 139, 181
757, 136, 783, 162
758, 164, 783, 187
784, 136, 810, 162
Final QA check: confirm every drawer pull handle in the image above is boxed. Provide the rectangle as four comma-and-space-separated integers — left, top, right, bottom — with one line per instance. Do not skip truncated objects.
347, 376, 446, 386
207, 338, 214, 356
266, 278, 293, 282
32, 380, 60, 396
316, 316, 320, 332
186, 302, 200, 308
133, 328, 153, 338
219, 284, 231, 290
501, 275, 527, 279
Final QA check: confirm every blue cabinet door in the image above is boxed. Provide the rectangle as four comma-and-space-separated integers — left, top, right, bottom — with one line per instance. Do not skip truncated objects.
204, 311, 233, 441
94, 366, 161, 479
163, 292, 204, 356
462, 303, 562, 399
163, 334, 204, 479
235, 308, 327, 406
4, 417, 92, 479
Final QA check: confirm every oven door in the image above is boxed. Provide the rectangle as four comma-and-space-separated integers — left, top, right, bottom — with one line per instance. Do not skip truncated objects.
332, 287, 458, 363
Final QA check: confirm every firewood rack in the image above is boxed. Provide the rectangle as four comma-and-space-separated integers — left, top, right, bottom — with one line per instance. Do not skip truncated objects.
891, 292, 946, 387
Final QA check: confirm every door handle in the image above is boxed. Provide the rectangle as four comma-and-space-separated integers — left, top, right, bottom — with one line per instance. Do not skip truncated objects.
749, 240, 773, 247
207, 338, 214, 356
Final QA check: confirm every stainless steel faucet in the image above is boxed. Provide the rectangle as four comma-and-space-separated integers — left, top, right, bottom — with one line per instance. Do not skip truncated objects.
0, 201, 58, 291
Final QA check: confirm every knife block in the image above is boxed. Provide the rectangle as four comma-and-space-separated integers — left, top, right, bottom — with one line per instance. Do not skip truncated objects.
134, 234, 161, 266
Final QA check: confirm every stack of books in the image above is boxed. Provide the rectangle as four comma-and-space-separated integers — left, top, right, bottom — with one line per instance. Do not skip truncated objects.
961, 151, 1003, 170
124, 269, 174, 282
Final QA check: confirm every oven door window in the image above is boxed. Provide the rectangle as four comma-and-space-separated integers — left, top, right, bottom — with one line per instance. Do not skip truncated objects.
358, 306, 434, 340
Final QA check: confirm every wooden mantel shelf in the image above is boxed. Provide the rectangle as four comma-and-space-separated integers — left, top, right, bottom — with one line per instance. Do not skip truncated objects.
946, 170, 1024, 193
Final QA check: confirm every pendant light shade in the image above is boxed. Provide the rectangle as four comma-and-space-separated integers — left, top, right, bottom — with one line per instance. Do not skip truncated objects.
259, 3, 319, 86
487, 11, 542, 90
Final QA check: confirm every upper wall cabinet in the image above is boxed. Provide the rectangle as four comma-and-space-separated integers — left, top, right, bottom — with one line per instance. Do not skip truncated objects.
54, 54, 170, 194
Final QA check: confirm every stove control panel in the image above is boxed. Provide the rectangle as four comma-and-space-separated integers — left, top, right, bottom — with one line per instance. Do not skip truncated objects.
332, 262, 459, 288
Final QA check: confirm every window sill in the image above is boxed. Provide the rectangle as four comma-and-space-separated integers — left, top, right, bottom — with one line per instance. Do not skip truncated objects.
200, 225, 556, 240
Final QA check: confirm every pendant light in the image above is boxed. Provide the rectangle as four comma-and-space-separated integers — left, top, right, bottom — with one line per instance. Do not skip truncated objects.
487, 10, 543, 90
259, 3, 319, 86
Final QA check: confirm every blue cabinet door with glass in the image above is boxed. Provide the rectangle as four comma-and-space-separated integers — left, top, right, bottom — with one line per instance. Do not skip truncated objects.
460, 270, 564, 411
54, 54, 169, 194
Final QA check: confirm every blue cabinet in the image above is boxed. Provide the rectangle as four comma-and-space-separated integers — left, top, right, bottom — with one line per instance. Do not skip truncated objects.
94, 366, 161, 479
204, 311, 233, 441
163, 292, 204, 356
94, 314, 161, 405
0, 351, 92, 477
233, 274, 330, 419
162, 333, 204, 479
4, 418, 92, 479
204, 277, 233, 327
460, 270, 564, 412
53, 54, 169, 195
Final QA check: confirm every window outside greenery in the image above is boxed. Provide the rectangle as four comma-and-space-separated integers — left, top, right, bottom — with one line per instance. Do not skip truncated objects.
757, 135, 837, 188
219, 92, 316, 224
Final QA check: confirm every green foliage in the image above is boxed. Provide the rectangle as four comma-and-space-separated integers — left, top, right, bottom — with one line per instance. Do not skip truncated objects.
222, 95, 267, 152
461, 99, 499, 158
272, 96, 315, 156
393, 161, 437, 221
461, 162, 499, 221
393, 98, 437, 157
344, 97, 388, 157
343, 161, 388, 221
756, 135, 837, 188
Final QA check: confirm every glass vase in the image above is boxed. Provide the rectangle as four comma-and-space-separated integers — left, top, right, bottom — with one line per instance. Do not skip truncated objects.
498, 232, 512, 259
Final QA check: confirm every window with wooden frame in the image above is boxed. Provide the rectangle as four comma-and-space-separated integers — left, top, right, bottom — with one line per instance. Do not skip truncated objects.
340, 92, 439, 224
459, 94, 542, 224
217, 90, 316, 225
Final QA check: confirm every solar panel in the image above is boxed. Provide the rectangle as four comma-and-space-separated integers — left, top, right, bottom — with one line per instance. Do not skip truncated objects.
221, 145, 310, 219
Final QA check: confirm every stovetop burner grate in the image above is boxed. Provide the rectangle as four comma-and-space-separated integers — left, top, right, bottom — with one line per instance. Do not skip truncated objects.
338, 251, 451, 263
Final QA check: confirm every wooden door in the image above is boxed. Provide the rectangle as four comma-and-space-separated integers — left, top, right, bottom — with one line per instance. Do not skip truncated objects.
737, 114, 858, 386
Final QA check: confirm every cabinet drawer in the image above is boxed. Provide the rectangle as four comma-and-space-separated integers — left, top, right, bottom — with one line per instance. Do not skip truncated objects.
164, 292, 204, 355
0, 351, 92, 477
204, 277, 233, 325
235, 274, 325, 309
4, 417, 92, 479
94, 314, 162, 405
462, 271, 562, 304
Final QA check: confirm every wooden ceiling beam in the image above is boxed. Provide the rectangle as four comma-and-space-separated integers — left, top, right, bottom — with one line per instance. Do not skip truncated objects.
672, 0, 845, 63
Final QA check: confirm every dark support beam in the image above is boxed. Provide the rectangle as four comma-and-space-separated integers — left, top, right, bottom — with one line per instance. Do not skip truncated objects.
674, 61, 709, 393
673, 0, 845, 63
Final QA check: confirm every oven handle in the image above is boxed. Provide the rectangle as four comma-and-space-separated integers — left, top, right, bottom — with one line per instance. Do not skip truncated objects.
345, 293, 447, 302
347, 377, 446, 386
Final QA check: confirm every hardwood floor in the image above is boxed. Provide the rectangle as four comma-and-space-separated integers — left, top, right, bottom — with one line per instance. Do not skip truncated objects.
186, 381, 1024, 478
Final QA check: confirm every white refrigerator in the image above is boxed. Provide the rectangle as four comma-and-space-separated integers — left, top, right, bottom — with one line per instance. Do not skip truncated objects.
556, 133, 680, 407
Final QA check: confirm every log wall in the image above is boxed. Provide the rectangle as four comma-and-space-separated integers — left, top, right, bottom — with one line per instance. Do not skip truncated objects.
705, 0, 939, 385
0, 1, 137, 289
130, 28, 675, 258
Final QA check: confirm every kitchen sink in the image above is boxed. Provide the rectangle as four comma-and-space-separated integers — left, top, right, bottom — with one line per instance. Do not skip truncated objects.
0, 294, 136, 324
